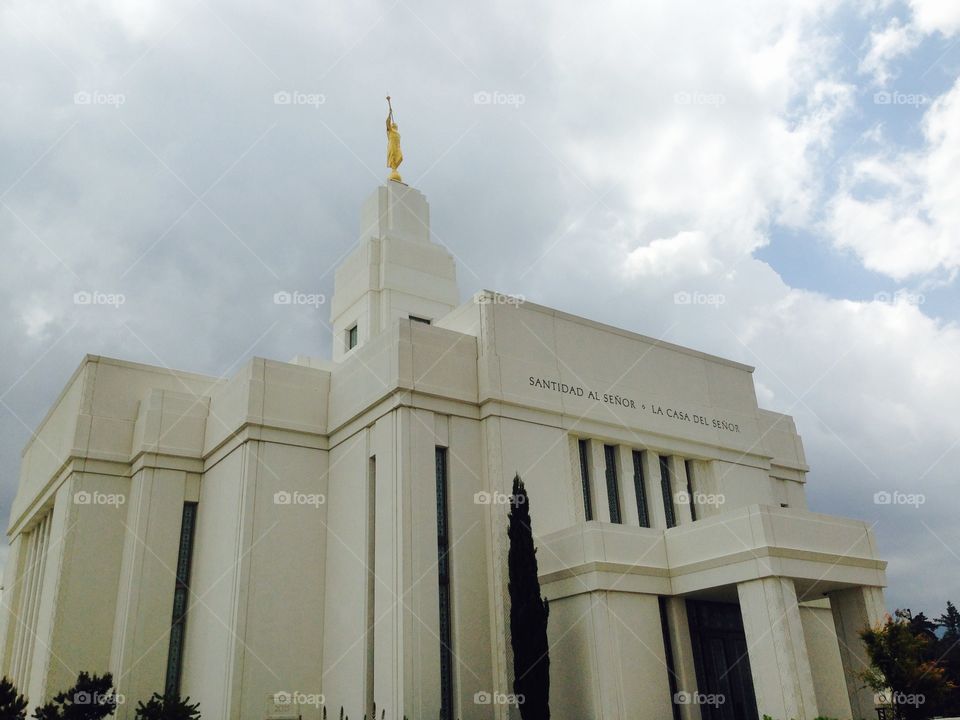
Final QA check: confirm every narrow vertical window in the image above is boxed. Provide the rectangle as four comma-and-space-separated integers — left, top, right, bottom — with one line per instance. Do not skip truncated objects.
365, 456, 377, 717
632, 450, 650, 528
578, 439, 593, 521
347, 324, 358, 350
659, 455, 676, 528
603, 444, 622, 524
436, 447, 454, 719
684, 460, 697, 521
165, 502, 198, 696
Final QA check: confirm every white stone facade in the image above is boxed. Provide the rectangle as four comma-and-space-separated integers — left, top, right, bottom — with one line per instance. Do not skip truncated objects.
0, 182, 887, 720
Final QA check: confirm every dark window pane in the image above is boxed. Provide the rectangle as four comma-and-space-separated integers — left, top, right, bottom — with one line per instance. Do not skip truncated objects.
659, 455, 676, 528
604, 444, 621, 524
165, 502, 198, 697
632, 451, 650, 528
578, 439, 593, 521
436, 448, 454, 719
685, 460, 698, 521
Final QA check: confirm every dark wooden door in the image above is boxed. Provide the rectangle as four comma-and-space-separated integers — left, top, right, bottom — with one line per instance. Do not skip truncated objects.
686, 600, 759, 720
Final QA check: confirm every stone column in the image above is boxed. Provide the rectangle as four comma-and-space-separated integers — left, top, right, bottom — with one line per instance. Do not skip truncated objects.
584, 591, 677, 720
827, 586, 885, 719
0, 533, 24, 680
110, 468, 191, 719
737, 577, 819, 720
669, 456, 694, 525
663, 598, 702, 720
617, 446, 641, 527
589, 441, 612, 523
641, 451, 670, 529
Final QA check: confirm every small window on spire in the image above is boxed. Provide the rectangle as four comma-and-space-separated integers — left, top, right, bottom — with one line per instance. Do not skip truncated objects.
347, 324, 358, 350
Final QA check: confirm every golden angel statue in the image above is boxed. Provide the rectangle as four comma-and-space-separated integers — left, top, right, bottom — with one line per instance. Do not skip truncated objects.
386, 96, 403, 183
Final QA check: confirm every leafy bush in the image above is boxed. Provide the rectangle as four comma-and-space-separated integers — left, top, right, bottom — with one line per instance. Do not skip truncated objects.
861, 614, 954, 719
0, 676, 28, 720
133, 694, 200, 720
32, 672, 117, 720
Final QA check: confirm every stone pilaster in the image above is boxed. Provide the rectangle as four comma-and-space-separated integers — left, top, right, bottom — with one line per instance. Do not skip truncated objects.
737, 577, 819, 719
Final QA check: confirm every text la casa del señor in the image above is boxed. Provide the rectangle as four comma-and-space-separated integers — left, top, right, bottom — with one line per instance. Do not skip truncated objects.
527, 375, 742, 434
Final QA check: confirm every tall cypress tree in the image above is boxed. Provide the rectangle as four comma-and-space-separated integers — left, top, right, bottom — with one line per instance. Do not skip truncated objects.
507, 474, 550, 720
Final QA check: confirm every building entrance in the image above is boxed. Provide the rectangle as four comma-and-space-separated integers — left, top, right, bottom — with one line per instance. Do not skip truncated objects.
686, 600, 759, 720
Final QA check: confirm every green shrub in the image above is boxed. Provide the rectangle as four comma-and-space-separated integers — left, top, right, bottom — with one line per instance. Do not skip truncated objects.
133, 693, 200, 720
31, 672, 117, 720
0, 676, 28, 720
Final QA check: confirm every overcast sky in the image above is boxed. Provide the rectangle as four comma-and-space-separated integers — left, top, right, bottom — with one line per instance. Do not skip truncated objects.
1, 0, 959, 615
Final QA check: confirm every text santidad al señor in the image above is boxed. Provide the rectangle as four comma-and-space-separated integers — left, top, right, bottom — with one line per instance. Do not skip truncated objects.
528, 376, 741, 433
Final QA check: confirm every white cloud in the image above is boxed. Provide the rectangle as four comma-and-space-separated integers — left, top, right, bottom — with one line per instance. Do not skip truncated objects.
859, 18, 920, 85
21, 305, 55, 340
624, 231, 721, 278
909, 0, 960, 36
858, 0, 960, 89
827, 77, 960, 280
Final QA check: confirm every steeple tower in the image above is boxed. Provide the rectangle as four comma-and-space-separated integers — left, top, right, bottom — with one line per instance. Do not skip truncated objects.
329, 181, 459, 361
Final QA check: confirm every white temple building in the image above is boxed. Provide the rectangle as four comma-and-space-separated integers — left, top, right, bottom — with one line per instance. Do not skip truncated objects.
0, 180, 887, 720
